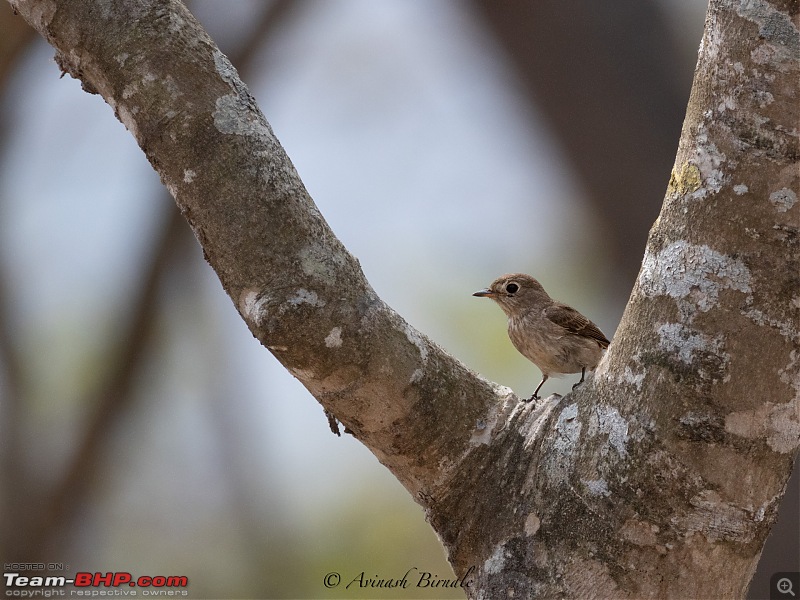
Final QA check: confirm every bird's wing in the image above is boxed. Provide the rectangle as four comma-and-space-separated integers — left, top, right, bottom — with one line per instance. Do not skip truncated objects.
545, 303, 610, 348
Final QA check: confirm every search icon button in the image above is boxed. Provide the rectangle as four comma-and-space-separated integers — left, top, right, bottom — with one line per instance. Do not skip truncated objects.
778, 578, 795, 596
772, 573, 800, 599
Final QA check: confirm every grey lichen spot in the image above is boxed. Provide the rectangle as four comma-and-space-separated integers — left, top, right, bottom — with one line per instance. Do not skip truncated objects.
122, 82, 139, 100
403, 323, 429, 364
239, 288, 269, 329
745, 309, 800, 342
469, 384, 521, 448
214, 94, 267, 137
165, 8, 188, 34
484, 543, 507, 575
298, 243, 347, 283
779, 350, 800, 395
698, 8, 721, 62
638, 241, 752, 319
287, 288, 325, 308
735, 0, 800, 64
584, 479, 611, 497
162, 75, 181, 101
211, 49, 277, 143
657, 323, 730, 375
769, 188, 797, 212
324, 327, 343, 348
755, 90, 775, 108
546, 403, 581, 481
754, 505, 766, 522
470, 418, 492, 447
690, 129, 727, 198
213, 48, 241, 87
164, 181, 178, 199
183, 169, 197, 183
623, 365, 645, 391
489, 380, 516, 400
587, 405, 629, 458
733, 184, 749, 195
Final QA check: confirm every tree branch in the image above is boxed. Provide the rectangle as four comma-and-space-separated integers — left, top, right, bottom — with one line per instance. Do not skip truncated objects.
9, 0, 798, 597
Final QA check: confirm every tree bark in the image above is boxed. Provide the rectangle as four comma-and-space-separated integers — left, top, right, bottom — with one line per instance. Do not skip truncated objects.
9, 0, 798, 597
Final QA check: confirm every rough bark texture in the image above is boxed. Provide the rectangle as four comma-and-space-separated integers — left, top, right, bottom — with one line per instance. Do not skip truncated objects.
9, 0, 799, 597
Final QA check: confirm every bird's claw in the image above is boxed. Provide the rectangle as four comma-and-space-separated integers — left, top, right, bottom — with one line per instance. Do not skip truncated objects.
526, 394, 540, 403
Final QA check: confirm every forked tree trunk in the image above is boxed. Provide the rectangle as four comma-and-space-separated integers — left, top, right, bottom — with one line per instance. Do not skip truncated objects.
10, 0, 798, 597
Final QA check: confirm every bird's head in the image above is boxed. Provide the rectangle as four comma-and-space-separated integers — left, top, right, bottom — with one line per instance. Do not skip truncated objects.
473, 273, 550, 317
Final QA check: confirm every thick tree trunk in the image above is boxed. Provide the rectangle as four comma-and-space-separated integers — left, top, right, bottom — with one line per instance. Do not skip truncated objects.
10, 0, 798, 597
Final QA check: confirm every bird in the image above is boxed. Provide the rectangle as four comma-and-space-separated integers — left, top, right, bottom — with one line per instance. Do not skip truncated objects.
473, 273, 610, 402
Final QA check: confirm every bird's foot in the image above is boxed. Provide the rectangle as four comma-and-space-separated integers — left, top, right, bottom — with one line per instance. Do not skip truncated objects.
572, 375, 587, 391
526, 394, 540, 403
572, 368, 588, 391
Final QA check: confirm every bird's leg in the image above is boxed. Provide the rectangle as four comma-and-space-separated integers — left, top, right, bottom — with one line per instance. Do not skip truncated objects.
528, 375, 548, 402
572, 367, 587, 390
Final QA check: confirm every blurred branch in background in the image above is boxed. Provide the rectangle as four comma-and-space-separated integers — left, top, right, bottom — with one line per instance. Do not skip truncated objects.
0, 2, 37, 563
0, 253, 27, 556
12, 207, 187, 560
0, 3, 35, 82
474, 0, 697, 292
0, 11, 42, 492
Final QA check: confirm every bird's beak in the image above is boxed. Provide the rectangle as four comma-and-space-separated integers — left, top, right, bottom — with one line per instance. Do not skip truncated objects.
472, 288, 495, 298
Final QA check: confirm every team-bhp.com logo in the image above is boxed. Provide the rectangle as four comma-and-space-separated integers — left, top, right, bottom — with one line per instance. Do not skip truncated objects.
4, 571, 189, 595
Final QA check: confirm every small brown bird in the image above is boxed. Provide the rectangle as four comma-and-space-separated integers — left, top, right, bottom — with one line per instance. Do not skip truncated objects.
473, 273, 610, 401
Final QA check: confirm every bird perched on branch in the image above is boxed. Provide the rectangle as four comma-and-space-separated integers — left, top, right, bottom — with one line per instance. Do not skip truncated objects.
473, 273, 610, 402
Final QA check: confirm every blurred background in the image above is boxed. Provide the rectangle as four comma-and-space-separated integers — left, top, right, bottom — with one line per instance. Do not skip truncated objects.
0, 1, 796, 598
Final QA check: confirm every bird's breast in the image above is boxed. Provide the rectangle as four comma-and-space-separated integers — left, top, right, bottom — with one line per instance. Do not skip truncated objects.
507, 314, 603, 375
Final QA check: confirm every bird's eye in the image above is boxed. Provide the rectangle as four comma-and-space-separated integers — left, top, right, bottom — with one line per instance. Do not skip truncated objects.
505, 282, 519, 294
